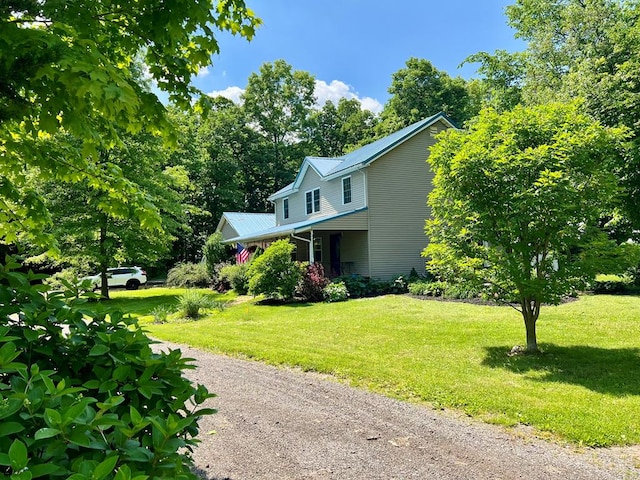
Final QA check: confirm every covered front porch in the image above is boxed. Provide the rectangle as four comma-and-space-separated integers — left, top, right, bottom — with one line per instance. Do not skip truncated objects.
286, 229, 368, 278
226, 208, 370, 278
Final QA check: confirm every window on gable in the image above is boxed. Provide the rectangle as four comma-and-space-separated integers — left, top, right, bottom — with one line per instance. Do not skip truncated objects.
306, 188, 320, 215
342, 176, 352, 204
283, 198, 289, 219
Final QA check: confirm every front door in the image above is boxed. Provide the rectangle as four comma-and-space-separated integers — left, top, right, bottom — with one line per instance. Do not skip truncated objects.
330, 233, 341, 277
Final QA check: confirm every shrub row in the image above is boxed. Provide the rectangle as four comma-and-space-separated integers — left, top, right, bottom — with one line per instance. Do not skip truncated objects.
408, 280, 483, 300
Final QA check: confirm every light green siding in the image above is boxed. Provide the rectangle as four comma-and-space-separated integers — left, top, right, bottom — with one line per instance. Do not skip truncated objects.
366, 120, 445, 279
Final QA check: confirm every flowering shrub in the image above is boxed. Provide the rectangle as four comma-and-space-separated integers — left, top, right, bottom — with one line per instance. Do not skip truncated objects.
323, 281, 349, 302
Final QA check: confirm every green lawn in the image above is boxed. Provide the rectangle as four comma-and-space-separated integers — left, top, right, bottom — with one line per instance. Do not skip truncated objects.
107, 287, 236, 320
117, 290, 640, 447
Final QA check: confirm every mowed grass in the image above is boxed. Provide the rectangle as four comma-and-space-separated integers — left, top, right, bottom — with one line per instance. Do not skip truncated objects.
124, 291, 640, 447
107, 287, 236, 320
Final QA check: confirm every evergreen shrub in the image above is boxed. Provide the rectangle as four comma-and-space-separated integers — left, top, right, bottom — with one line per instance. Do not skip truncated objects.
0, 259, 214, 479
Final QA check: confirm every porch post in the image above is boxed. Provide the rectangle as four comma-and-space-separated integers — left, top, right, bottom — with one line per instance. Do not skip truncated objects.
309, 230, 314, 264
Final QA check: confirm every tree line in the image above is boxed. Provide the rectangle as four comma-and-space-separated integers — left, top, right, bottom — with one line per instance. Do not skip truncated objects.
12, 56, 482, 282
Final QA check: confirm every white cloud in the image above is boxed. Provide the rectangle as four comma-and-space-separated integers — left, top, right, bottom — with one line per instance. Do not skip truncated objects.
314, 79, 383, 114
206, 79, 383, 114
197, 66, 210, 78
207, 86, 245, 104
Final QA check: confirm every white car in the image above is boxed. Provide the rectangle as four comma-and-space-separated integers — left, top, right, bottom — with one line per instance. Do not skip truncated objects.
82, 266, 147, 290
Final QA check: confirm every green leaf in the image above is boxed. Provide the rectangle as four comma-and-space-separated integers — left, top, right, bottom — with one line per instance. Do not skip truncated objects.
9, 439, 28, 471
129, 406, 142, 425
10, 470, 32, 480
69, 430, 92, 447
44, 408, 62, 427
30, 463, 63, 478
88, 344, 110, 356
34, 427, 61, 440
0, 422, 24, 437
92, 455, 119, 480
0, 398, 22, 420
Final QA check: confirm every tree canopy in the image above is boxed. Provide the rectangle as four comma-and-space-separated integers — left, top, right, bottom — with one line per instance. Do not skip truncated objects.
379, 57, 481, 133
0, 0, 260, 247
425, 102, 629, 352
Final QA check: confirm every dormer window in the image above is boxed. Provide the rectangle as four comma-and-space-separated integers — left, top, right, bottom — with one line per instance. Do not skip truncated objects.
342, 176, 352, 204
306, 188, 320, 214
283, 198, 289, 219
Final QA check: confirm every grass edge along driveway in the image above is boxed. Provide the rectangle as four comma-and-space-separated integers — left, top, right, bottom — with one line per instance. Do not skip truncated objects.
131, 291, 640, 447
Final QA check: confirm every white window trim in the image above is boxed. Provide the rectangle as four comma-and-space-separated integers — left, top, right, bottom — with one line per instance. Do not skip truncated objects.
305, 188, 320, 215
283, 197, 289, 220
342, 175, 352, 205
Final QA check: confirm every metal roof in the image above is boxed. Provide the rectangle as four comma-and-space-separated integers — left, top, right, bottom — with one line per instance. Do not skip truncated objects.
325, 112, 453, 178
225, 207, 368, 244
216, 212, 276, 238
268, 112, 454, 201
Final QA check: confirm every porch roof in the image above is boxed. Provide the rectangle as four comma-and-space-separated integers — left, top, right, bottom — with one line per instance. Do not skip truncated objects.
216, 212, 276, 237
225, 207, 368, 244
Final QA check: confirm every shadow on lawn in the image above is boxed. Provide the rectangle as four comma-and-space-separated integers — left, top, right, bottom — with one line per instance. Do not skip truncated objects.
482, 344, 640, 397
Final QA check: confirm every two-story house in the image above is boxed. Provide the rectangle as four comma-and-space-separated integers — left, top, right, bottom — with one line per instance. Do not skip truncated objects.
216, 112, 455, 279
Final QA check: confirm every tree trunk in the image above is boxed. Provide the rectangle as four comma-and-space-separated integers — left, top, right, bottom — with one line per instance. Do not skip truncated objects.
521, 297, 540, 353
99, 216, 109, 300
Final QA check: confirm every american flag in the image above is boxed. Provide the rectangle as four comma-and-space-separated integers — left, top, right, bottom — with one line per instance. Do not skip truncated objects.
236, 243, 250, 264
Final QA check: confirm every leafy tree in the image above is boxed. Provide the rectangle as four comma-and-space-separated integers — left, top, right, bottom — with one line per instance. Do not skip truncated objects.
506, 0, 626, 105
247, 239, 302, 300
307, 98, 378, 156
0, 0, 260, 247
505, 0, 640, 232
379, 57, 480, 134
203, 232, 231, 278
464, 50, 527, 112
424, 103, 629, 353
242, 60, 316, 191
167, 100, 272, 260
38, 132, 191, 298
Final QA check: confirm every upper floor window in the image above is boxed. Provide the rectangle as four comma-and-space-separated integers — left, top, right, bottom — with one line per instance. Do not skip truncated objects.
305, 188, 320, 215
342, 176, 352, 204
283, 198, 289, 219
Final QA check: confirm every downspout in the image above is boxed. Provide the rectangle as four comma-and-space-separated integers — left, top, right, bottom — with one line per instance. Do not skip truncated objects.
291, 231, 314, 263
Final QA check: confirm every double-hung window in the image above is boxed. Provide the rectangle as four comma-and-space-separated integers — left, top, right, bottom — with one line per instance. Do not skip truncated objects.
342, 176, 352, 204
283, 198, 289, 219
305, 188, 320, 215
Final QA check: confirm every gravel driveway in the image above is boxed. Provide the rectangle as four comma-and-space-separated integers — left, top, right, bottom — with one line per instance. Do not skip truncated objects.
157, 341, 640, 480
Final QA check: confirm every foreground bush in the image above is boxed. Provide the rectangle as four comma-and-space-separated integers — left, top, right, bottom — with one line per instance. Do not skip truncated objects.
0, 260, 214, 479
247, 240, 303, 300
166, 262, 210, 288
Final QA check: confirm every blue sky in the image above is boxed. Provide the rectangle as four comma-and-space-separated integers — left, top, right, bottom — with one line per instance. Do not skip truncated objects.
191, 1, 525, 113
